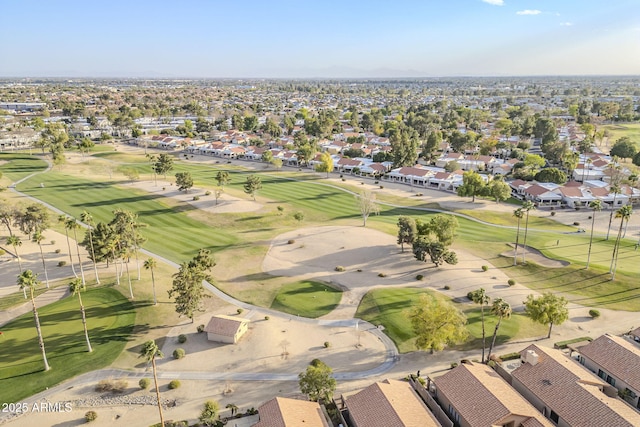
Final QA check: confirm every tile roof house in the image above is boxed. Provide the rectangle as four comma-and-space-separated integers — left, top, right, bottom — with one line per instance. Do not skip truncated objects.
253, 397, 330, 427
204, 314, 250, 344
510, 344, 640, 427
431, 362, 553, 427
340, 379, 441, 427
577, 334, 640, 410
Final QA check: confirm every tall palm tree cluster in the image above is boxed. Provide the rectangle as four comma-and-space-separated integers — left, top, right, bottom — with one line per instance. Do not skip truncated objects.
80, 209, 147, 299
469, 288, 512, 364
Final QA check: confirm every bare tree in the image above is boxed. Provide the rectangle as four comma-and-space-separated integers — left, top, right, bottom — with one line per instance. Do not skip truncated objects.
356, 191, 379, 227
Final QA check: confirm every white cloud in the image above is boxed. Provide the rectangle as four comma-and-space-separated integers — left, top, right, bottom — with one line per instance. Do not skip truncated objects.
482, 0, 504, 6
560, 22, 573, 26
516, 9, 542, 15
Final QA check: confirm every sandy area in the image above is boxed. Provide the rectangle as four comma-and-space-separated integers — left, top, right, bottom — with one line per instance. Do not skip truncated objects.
4, 146, 639, 427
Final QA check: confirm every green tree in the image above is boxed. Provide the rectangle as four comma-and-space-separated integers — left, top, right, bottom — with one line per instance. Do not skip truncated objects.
610, 137, 637, 160
77, 137, 94, 157
586, 200, 602, 270
243, 175, 262, 201
153, 153, 174, 180
469, 288, 490, 363
632, 151, 640, 167
139, 340, 165, 427
486, 298, 512, 362
520, 201, 536, 264
144, 258, 158, 306
397, 216, 417, 253
390, 125, 419, 167
261, 149, 274, 164
315, 151, 334, 178
175, 172, 194, 193
293, 211, 304, 223
298, 359, 336, 402
457, 171, 486, 202
80, 211, 100, 284
486, 177, 511, 203
610, 205, 632, 280
199, 400, 220, 426
69, 278, 93, 353
524, 293, 569, 338
17, 270, 50, 371
412, 237, 458, 267
215, 171, 231, 188
408, 294, 468, 353
16, 203, 49, 238
262, 118, 282, 138
417, 214, 459, 246
535, 168, 567, 184
356, 191, 379, 227
168, 249, 215, 322
32, 231, 50, 288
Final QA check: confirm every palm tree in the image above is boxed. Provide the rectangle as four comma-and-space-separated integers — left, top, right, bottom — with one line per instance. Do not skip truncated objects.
513, 208, 524, 266
470, 288, 490, 363
123, 246, 134, 299
139, 340, 165, 427
521, 201, 536, 264
80, 211, 100, 285
7, 235, 23, 272
69, 278, 92, 352
606, 183, 621, 241
585, 200, 602, 270
58, 215, 77, 277
144, 258, 158, 305
33, 231, 50, 288
66, 217, 86, 286
610, 205, 632, 281
17, 270, 50, 371
486, 298, 512, 363
225, 403, 239, 417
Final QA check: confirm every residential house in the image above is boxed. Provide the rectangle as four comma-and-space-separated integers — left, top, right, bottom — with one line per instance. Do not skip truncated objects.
430, 362, 553, 427
338, 379, 441, 427
577, 334, 640, 409
253, 397, 330, 427
509, 345, 640, 426
204, 315, 250, 344
521, 183, 563, 206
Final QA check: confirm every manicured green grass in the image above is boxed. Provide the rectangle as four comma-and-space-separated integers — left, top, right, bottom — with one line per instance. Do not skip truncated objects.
0, 153, 48, 182
0, 287, 136, 403
269, 280, 342, 318
455, 209, 574, 231
604, 123, 640, 146
0, 287, 49, 311
356, 288, 547, 354
458, 306, 547, 351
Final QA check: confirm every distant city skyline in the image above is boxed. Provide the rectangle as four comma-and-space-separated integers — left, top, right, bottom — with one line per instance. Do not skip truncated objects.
1, 0, 639, 78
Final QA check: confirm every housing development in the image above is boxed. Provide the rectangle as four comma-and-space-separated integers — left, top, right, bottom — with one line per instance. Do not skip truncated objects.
0, 74, 639, 427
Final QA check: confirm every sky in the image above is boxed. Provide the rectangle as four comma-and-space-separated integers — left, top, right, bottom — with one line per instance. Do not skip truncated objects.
1, 0, 639, 78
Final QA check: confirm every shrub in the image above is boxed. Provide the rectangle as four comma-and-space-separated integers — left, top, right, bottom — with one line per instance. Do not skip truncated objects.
379, 185, 384, 189
550, 211, 556, 216
450, 362, 458, 369
467, 291, 474, 300
287, 239, 295, 244
335, 266, 345, 272
573, 221, 580, 226
178, 334, 187, 344
162, 187, 166, 190
84, 410, 98, 423
57, 260, 67, 267
324, 341, 331, 348
237, 308, 244, 314
378, 272, 387, 277
443, 285, 451, 290
499, 352, 521, 361
0, 249, 4, 256
415, 193, 423, 196
173, 348, 186, 359
205, 190, 211, 196
112, 379, 128, 393
508, 279, 516, 286
197, 324, 205, 333
575, 207, 580, 211
139, 378, 151, 389
589, 309, 601, 318
193, 196, 200, 201
168, 380, 181, 390
54, 248, 61, 254
277, 205, 284, 213
554, 337, 593, 349
95, 380, 112, 392
341, 178, 346, 181
416, 274, 424, 281
50, 240, 56, 245
356, 268, 363, 272
481, 265, 489, 272
588, 215, 592, 220
264, 316, 270, 320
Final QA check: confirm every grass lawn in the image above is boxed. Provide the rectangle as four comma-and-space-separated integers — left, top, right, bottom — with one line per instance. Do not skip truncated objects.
604, 123, 640, 146
0, 153, 48, 182
356, 288, 548, 354
0, 287, 136, 403
269, 280, 342, 318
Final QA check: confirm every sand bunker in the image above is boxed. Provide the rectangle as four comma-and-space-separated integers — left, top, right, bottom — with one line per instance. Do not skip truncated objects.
501, 244, 569, 268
